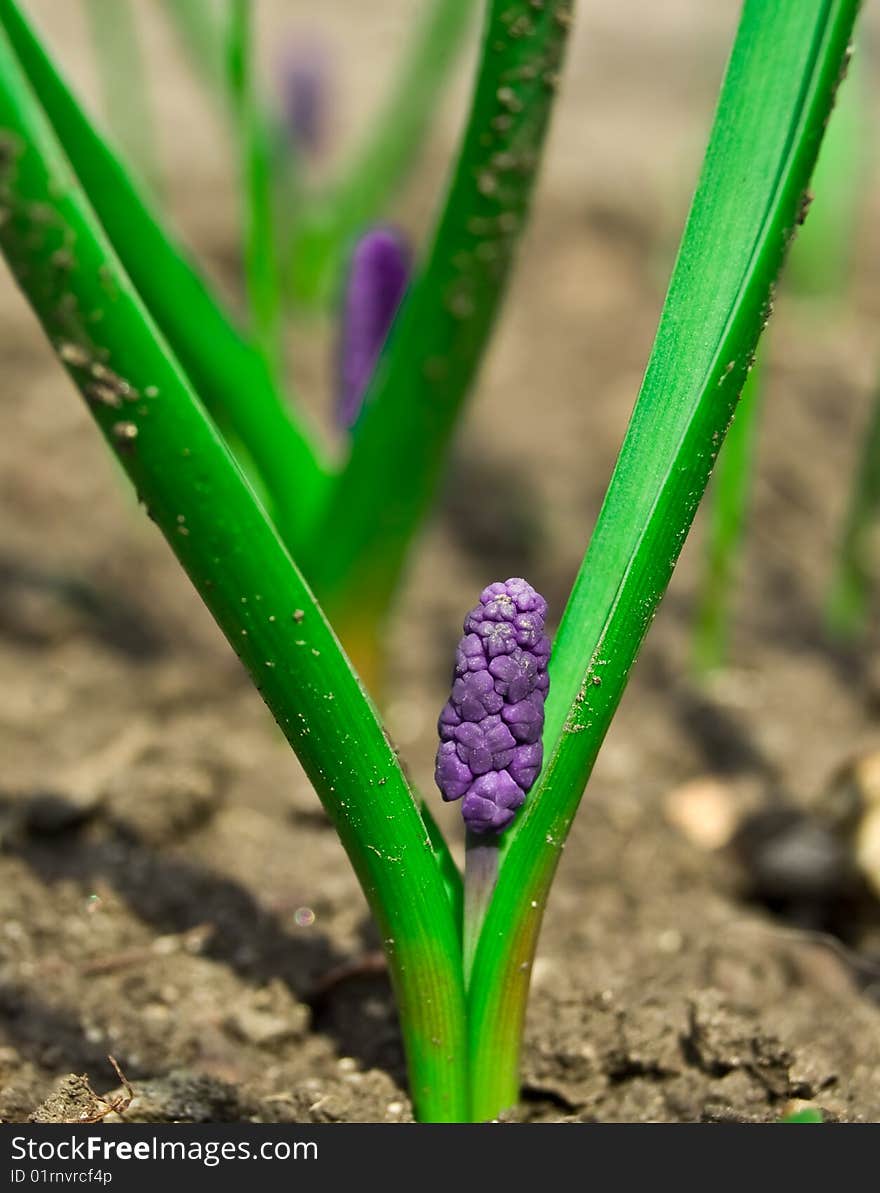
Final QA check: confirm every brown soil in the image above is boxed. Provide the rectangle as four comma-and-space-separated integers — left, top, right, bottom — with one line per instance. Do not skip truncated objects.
2, 1, 880, 1124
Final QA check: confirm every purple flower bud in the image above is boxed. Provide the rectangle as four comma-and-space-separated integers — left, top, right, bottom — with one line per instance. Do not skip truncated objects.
501, 690, 545, 743
277, 41, 329, 157
435, 741, 472, 800
452, 670, 504, 721
336, 227, 410, 430
488, 651, 537, 702
462, 771, 525, 834
435, 578, 550, 835
455, 633, 487, 674
508, 742, 543, 790
438, 700, 461, 741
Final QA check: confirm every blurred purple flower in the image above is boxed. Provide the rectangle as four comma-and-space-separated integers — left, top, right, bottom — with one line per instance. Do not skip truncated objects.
336, 226, 410, 430
333, 224, 410, 429
435, 578, 550, 834
277, 41, 329, 157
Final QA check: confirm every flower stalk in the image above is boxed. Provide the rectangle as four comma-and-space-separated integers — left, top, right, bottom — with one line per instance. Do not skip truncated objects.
463, 833, 500, 988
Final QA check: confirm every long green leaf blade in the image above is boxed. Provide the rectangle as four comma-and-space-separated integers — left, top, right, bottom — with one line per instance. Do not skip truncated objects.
468, 0, 860, 1122
0, 25, 466, 1122
0, 0, 328, 544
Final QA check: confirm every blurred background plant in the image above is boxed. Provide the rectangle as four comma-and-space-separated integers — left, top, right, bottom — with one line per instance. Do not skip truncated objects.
72, 0, 558, 691
694, 50, 873, 674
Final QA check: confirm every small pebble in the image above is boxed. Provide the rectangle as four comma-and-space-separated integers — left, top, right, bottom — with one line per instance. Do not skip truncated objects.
663, 776, 737, 850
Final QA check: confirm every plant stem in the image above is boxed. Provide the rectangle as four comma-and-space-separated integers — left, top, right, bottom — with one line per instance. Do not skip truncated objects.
289, 0, 475, 306
83, 0, 160, 194
465, 0, 860, 1122
0, 0, 329, 546
827, 371, 880, 637
227, 0, 282, 369
693, 353, 764, 674
307, 0, 573, 642
0, 25, 467, 1121
463, 832, 499, 988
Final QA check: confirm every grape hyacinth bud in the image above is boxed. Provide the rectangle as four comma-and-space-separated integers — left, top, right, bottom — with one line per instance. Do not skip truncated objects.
277, 42, 328, 157
336, 226, 410, 430
436, 578, 550, 834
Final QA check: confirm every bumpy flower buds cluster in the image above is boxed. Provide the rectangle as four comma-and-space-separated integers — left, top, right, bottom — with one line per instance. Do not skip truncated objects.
336, 226, 410, 429
435, 579, 550, 834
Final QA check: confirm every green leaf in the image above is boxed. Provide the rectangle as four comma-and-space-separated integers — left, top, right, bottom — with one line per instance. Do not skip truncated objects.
467, 0, 861, 1122
0, 0, 329, 546
0, 21, 466, 1123
307, 0, 573, 638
